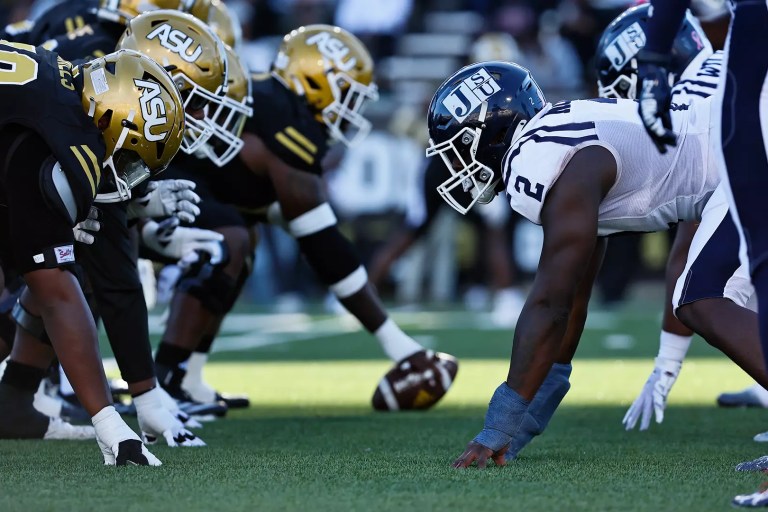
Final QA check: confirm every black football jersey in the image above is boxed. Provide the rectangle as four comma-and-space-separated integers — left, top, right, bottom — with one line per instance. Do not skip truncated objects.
0, 41, 105, 221
178, 74, 331, 212
41, 20, 124, 63
244, 74, 328, 176
0, 0, 99, 46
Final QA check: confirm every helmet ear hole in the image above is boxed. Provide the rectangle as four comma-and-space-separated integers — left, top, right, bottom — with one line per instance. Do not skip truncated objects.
98, 109, 113, 131
305, 76, 321, 90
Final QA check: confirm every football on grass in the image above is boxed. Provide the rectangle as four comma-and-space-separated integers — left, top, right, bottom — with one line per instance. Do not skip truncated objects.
372, 350, 459, 411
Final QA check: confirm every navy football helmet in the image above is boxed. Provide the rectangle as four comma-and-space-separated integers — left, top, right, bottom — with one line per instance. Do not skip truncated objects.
426, 61, 545, 214
595, 4, 712, 99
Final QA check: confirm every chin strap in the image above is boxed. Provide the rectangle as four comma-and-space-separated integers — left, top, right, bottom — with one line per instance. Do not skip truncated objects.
95, 109, 136, 203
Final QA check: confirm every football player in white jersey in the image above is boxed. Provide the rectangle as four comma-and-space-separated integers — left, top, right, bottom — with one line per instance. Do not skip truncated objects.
425, 61, 767, 468
594, 5, 752, 431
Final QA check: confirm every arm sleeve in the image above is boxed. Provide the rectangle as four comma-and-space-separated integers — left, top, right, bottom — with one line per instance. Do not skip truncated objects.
643, 0, 693, 55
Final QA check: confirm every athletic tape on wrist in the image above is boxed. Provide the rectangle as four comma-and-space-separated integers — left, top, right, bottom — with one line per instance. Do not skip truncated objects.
329, 266, 367, 298
473, 382, 530, 451
288, 203, 337, 238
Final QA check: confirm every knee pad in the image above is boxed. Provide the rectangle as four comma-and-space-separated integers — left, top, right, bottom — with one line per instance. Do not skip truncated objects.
177, 263, 238, 315
11, 300, 50, 345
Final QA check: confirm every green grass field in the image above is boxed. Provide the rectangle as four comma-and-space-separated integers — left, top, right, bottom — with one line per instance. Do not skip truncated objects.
2, 296, 768, 511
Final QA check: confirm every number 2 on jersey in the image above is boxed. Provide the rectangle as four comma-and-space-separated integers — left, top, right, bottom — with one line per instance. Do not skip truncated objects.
0, 41, 39, 86
514, 176, 544, 202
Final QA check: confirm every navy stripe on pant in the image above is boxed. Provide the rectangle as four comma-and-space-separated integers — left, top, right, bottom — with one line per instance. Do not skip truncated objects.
677, 211, 741, 306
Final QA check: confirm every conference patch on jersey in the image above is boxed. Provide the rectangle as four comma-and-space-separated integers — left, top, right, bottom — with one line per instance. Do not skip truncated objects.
605, 22, 646, 71
442, 68, 500, 123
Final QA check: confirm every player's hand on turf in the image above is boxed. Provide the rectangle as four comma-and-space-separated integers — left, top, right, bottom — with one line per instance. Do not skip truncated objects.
452, 441, 508, 469
73, 206, 100, 245
135, 389, 206, 447
636, 51, 677, 154
622, 357, 681, 430
92, 406, 162, 466
127, 179, 201, 223
141, 217, 225, 264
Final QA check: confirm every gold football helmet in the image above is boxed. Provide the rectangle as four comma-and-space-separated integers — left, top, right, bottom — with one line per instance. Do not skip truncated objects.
207, 0, 241, 49
98, 0, 211, 25
203, 45, 252, 167
116, 9, 229, 154
271, 24, 378, 146
79, 49, 185, 202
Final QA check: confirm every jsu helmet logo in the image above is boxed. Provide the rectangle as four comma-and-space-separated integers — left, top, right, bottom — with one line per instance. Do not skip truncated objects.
134, 78, 169, 142
605, 22, 646, 71
146, 23, 202, 63
442, 69, 500, 123
306, 32, 356, 72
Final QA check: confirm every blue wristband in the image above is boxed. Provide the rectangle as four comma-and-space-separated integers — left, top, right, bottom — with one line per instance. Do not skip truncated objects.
473, 383, 530, 451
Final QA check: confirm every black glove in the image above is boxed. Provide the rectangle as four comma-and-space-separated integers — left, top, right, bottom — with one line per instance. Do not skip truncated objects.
636, 50, 677, 154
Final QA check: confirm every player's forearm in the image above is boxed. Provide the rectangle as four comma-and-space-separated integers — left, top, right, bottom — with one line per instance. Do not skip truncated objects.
643, 0, 692, 55
506, 301, 572, 400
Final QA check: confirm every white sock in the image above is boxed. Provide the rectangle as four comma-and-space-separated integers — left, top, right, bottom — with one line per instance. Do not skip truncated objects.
657, 330, 693, 363
181, 353, 216, 403
59, 365, 75, 397
374, 318, 422, 362
748, 384, 768, 407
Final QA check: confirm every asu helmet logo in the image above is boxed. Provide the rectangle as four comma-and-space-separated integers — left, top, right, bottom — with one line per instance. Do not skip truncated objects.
146, 23, 202, 63
134, 78, 169, 142
306, 32, 356, 72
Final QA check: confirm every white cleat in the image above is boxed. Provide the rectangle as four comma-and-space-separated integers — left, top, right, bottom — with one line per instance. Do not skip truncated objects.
43, 418, 96, 440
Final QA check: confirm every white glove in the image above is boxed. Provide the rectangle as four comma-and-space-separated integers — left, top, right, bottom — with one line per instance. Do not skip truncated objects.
622, 357, 682, 431
155, 385, 203, 429
127, 179, 201, 223
92, 405, 162, 466
134, 387, 206, 447
73, 206, 100, 245
141, 218, 224, 265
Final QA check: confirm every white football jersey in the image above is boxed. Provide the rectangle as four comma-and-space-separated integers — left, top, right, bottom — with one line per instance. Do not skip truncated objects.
671, 49, 723, 105
502, 97, 720, 236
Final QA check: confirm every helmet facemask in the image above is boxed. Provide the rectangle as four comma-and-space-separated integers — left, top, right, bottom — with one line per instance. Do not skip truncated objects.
201, 94, 252, 166
426, 121, 499, 215
597, 62, 637, 100
322, 70, 378, 147
176, 73, 228, 154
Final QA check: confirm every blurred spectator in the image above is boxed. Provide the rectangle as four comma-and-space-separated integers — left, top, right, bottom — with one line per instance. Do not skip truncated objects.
493, 3, 585, 100
334, 0, 413, 59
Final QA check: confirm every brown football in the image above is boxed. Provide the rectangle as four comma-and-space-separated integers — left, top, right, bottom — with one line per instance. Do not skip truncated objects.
371, 350, 459, 411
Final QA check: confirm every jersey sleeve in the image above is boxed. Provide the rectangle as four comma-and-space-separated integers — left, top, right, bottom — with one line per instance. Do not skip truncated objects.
41, 25, 115, 63
245, 77, 327, 174
502, 119, 601, 225
0, 20, 35, 45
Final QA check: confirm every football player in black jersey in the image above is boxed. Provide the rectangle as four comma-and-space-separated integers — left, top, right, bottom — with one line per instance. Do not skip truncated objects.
0, 0, 209, 49
2, 9, 230, 445
150, 24, 460, 411
0, 44, 185, 465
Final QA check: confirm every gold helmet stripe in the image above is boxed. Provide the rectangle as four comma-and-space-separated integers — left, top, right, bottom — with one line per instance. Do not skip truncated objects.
285, 126, 316, 154
275, 131, 314, 165
69, 145, 97, 196
80, 145, 102, 184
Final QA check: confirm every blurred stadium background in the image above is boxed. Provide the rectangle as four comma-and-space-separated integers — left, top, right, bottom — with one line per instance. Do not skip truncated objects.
0, 0, 732, 314
4, 2, 767, 510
